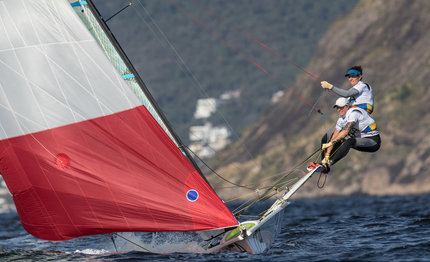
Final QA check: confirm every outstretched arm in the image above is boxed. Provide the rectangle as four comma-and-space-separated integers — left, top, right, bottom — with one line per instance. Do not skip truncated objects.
331, 86, 359, 97
321, 81, 359, 97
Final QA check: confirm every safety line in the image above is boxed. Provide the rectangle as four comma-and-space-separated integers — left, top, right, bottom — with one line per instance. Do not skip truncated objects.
191, 0, 321, 82
168, 0, 321, 113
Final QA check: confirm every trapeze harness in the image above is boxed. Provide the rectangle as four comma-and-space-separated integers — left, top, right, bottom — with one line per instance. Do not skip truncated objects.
326, 107, 380, 166
349, 82, 374, 114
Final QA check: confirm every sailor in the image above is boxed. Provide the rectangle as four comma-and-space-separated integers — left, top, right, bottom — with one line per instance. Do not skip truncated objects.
308, 97, 381, 172
320, 65, 374, 114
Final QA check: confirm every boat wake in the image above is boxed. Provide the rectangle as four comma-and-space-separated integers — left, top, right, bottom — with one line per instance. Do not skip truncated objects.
113, 232, 207, 254
72, 248, 110, 255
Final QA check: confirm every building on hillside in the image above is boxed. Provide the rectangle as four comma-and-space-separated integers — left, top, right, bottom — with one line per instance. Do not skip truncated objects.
271, 90, 284, 104
194, 98, 217, 119
189, 123, 230, 159
190, 91, 240, 159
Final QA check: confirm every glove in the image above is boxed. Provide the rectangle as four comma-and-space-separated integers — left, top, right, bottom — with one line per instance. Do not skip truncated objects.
322, 141, 333, 150
321, 155, 330, 165
321, 81, 333, 90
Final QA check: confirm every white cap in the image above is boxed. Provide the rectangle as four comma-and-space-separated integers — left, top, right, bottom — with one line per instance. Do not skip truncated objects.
333, 97, 349, 108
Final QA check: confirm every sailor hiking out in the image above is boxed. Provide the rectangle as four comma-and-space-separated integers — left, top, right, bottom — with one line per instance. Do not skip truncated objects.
308, 97, 381, 173
321, 65, 374, 114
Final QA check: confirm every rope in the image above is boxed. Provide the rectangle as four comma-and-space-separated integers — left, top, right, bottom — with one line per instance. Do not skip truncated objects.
315, 132, 351, 188
190, 0, 321, 82
317, 173, 327, 188
184, 145, 256, 190
109, 234, 118, 252
112, 233, 152, 252
134, 1, 258, 163
132, 1, 335, 215
168, 0, 322, 113
189, 0, 327, 116
309, 90, 327, 116
232, 147, 322, 216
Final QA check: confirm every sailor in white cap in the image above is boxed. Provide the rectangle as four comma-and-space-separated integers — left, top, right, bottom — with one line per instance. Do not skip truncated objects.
308, 97, 381, 172
320, 65, 374, 114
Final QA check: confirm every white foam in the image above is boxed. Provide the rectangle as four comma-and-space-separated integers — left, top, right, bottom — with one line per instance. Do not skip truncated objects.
113, 232, 207, 254
73, 248, 110, 255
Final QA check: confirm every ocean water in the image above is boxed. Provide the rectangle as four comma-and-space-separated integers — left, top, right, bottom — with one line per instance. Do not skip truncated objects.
1, 194, 430, 261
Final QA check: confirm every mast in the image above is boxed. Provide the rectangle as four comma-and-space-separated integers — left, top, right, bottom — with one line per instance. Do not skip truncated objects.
81, 0, 206, 178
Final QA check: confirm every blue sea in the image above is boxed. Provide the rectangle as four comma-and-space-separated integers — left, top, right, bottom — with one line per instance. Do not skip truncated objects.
1, 194, 430, 261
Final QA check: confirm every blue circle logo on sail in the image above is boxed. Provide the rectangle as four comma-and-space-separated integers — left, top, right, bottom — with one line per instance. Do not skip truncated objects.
186, 189, 199, 202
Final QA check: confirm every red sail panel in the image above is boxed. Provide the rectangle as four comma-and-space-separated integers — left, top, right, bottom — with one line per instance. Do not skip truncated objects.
0, 105, 237, 241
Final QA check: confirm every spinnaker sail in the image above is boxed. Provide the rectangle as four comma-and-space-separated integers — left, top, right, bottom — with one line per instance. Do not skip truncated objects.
0, 0, 237, 241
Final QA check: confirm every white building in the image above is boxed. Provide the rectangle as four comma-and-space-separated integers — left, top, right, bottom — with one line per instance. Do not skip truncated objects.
271, 90, 285, 104
189, 123, 230, 159
190, 92, 239, 159
194, 98, 217, 119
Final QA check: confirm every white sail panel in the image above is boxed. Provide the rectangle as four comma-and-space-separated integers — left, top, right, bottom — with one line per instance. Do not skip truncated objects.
0, 0, 238, 240
69, 1, 178, 144
0, 0, 141, 140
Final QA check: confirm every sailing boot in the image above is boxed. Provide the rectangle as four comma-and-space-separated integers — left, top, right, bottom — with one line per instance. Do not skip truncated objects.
307, 162, 323, 171
321, 163, 330, 174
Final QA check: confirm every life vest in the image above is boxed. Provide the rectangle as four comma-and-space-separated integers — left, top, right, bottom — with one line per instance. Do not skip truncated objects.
337, 107, 378, 138
349, 82, 374, 114
351, 103, 374, 114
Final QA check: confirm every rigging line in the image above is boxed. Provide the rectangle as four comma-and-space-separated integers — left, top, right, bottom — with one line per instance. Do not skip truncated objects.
191, 0, 321, 82
113, 233, 151, 252
224, 189, 261, 204
317, 173, 327, 188
187, 139, 306, 201
187, 132, 255, 177
231, 195, 259, 214
232, 148, 317, 215
217, 165, 306, 191
234, 189, 279, 216
104, 2, 133, 23
216, 168, 303, 191
134, 1, 257, 161
168, 0, 321, 113
109, 234, 118, 252
233, 148, 321, 215
268, 147, 321, 190
184, 145, 256, 190
308, 90, 326, 116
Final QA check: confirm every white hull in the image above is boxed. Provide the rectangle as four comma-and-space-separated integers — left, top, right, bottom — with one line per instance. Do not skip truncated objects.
207, 166, 324, 254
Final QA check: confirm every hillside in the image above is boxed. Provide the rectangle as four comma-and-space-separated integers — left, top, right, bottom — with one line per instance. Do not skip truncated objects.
0, 0, 359, 209
210, 0, 430, 199
92, 0, 356, 143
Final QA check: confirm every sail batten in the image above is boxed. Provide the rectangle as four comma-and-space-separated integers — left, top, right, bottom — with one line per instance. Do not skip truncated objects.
0, 0, 237, 241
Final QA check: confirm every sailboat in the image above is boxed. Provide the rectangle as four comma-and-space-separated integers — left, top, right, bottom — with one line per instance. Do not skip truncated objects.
0, 0, 323, 254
